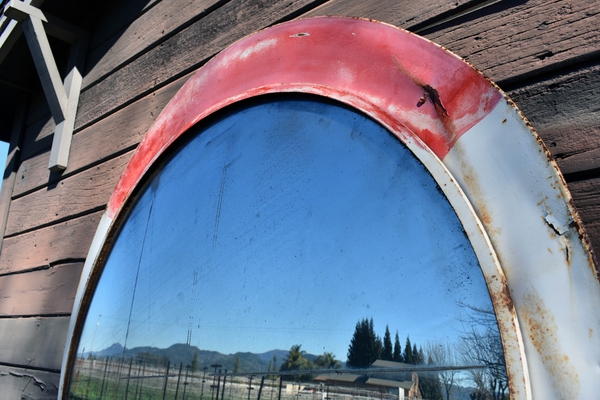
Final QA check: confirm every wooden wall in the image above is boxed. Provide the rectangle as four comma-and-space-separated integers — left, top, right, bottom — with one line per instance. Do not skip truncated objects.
0, 0, 598, 397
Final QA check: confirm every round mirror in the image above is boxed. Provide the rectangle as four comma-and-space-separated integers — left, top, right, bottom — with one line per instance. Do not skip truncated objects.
67, 95, 508, 400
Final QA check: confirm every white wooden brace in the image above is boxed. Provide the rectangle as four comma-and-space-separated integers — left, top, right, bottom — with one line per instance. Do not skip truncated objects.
4, 0, 87, 171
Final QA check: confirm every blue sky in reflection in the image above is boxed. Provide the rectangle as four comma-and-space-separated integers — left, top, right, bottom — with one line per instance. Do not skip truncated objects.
77, 96, 493, 361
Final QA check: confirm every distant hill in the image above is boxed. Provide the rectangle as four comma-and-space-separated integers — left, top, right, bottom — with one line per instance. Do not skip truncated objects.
86, 343, 324, 373
94, 342, 124, 358
255, 349, 289, 363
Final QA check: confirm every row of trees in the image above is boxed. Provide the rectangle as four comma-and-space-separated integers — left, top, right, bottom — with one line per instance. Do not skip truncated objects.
346, 318, 425, 368
346, 318, 444, 399
178, 308, 506, 400
344, 313, 508, 400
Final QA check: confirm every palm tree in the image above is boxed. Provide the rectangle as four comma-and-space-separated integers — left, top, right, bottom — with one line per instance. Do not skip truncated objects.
280, 345, 314, 381
280, 345, 307, 370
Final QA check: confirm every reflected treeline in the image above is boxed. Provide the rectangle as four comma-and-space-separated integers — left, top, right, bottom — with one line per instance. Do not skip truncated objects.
81, 344, 289, 374
70, 312, 508, 400
67, 356, 494, 400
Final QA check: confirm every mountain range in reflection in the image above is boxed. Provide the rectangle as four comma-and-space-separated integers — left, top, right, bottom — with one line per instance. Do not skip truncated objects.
83, 343, 333, 372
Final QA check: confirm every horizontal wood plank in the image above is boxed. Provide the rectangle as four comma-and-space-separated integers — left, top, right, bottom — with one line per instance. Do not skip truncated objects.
84, 0, 223, 88
14, 73, 190, 198
557, 146, 600, 178
0, 317, 70, 370
0, 211, 102, 274
304, 0, 473, 29
0, 263, 83, 317
0, 101, 25, 255
569, 177, 600, 257
569, 178, 600, 223
583, 220, 600, 265
86, 0, 160, 54
21, 114, 54, 162
24, 92, 51, 132
425, 0, 600, 84
0, 365, 60, 399
508, 63, 600, 176
75, 0, 326, 131
5, 151, 132, 237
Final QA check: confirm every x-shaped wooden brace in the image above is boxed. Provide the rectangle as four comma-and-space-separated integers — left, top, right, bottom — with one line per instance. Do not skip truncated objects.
4, 0, 87, 171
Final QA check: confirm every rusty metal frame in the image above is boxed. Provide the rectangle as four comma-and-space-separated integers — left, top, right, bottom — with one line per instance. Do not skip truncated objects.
59, 17, 600, 399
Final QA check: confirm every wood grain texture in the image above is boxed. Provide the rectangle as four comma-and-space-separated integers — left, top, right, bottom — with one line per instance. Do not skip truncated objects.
304, 0, 474, 29
86, 0, 160, 54
508, 63, 600, 177
569, 177, 600, 259
21, 114, 54, 162
0, 263, 83, 317
75, 0, 327, 131
84, 0, 223, 88
14, 73, 190, 198
0, 102, 26, 253
24, 91, 51, 131
5, 151, 132, 237
424, 0, 600, 84
0, 365, 59, 399
0, 317, 70, 370
0, 211, 102, 274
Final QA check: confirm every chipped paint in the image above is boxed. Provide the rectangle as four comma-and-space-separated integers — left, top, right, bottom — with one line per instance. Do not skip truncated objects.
63, 16, 600, 400
106, 17, 501, 219
9, 370, 59, 394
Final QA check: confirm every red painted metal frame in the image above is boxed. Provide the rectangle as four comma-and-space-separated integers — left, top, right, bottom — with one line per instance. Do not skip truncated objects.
60, 15, 600, 400
107, 17, 501, 219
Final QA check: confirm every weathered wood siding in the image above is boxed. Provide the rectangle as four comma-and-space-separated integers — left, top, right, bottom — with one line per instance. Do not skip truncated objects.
0, 0, 598, 397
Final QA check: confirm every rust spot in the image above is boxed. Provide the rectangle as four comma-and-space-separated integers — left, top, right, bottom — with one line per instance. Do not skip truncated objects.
502, 118, 507, 124
564, 242, 570, 265
519, 289, 579, 398
392, 55, 456, 138
484, 271, 523, 397
589, 329, 593, 338
499, 280, 514, 311
478, 204, 493, 225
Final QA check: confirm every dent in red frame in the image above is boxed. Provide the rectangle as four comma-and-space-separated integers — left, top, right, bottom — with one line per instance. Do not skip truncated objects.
108, 17, 501, 219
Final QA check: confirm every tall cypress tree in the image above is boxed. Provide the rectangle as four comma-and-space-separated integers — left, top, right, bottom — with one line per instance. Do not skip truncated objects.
368, 318, 383, 361
393, 331, 403, 362
412, 344, 420, 365
382, 326, 393, 361
348, 318, 370, 368
347, 318, 379, 368
403, 336, 413, 364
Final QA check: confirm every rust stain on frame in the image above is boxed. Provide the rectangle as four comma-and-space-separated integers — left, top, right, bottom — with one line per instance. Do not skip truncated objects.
518, 289, 579, 399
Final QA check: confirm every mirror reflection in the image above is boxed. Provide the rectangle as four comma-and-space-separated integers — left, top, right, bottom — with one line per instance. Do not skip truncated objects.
68, 95, 508, 400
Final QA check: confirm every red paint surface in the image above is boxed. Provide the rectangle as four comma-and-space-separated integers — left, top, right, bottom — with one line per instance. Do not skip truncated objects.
108, 17, 501, 218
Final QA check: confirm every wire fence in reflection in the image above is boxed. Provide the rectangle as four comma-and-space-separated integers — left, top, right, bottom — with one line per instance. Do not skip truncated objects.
68, 356, 487, 400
